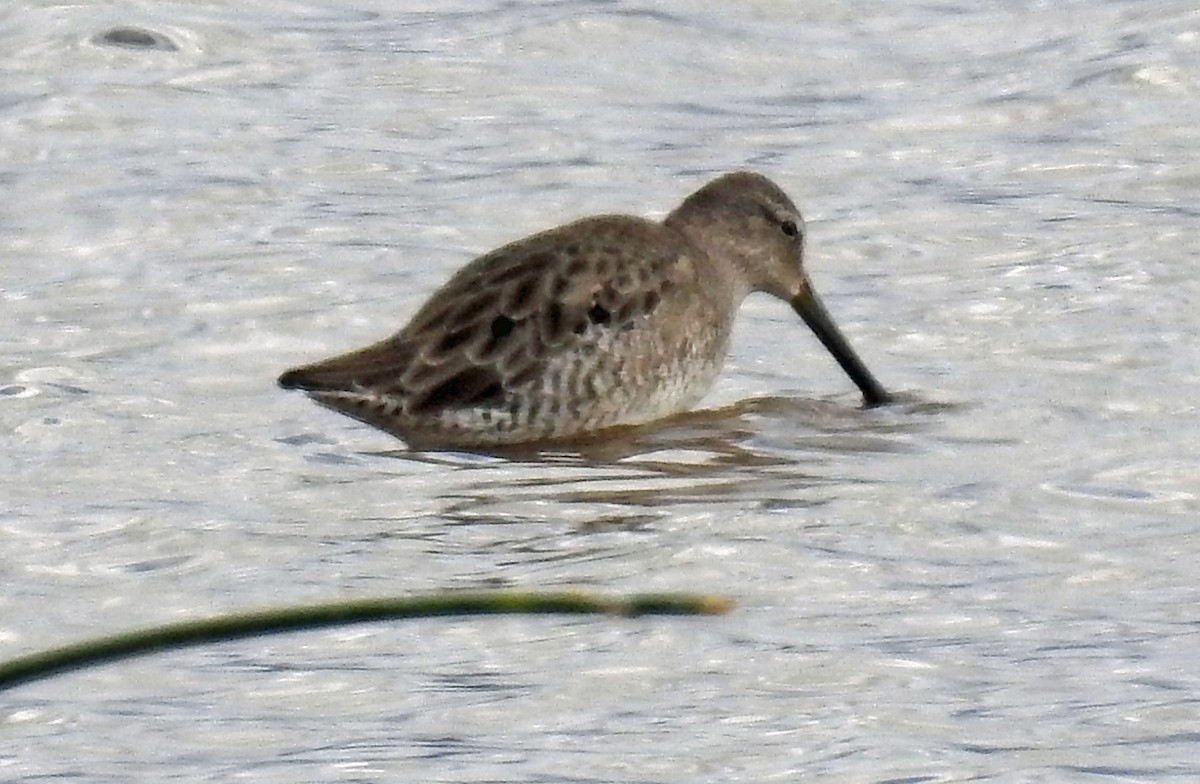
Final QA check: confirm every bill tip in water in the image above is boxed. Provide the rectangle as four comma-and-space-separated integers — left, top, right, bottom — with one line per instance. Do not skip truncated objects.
864, 389, 893, 408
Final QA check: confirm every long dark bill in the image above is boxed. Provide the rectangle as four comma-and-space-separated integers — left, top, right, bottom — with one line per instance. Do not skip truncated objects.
791, 285, 891, 407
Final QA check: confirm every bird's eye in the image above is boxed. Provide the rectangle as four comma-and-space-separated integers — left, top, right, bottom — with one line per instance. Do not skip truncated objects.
780, 220, 800, 238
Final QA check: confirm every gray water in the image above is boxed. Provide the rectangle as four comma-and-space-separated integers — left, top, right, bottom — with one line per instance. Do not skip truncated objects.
3, 1, 1199, 781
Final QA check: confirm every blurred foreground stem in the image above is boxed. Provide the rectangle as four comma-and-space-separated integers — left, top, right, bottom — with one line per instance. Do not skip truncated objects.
0, 591, 733, 692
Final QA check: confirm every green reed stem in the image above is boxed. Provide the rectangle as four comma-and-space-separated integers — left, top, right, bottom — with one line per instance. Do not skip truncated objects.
0, 591, 733, 692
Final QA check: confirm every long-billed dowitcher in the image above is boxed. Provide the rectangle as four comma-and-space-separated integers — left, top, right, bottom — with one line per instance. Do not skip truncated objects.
279, 171, 891, 448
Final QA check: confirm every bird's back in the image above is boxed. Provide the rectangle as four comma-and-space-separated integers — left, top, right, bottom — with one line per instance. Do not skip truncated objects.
279, 214, 741, 447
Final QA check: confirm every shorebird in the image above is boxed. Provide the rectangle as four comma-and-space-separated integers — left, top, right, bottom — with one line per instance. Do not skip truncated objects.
279, 171, 891, 448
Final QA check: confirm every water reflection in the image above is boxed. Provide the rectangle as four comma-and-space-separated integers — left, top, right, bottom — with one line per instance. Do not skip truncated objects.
351, 394, 947, 539
384, 394, 936, 466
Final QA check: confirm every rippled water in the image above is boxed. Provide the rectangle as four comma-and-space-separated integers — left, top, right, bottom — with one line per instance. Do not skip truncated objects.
3, 0, 1199, 781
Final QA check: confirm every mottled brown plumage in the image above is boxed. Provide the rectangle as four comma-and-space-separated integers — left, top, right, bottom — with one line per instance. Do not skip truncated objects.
279, 172, 890, 448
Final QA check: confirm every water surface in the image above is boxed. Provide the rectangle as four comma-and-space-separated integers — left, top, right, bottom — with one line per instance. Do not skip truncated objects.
2, 0, 1199, 781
